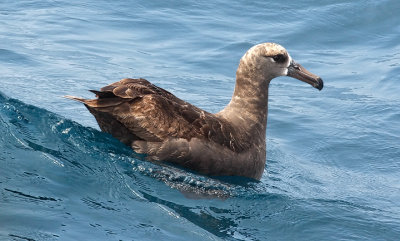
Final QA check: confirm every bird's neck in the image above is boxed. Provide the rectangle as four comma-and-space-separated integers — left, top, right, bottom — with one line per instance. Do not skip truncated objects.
217, 70, 271, 143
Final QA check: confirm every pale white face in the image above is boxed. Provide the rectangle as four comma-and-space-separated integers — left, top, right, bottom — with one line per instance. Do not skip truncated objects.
241, 43, 323, 90
241, 43, 291, 79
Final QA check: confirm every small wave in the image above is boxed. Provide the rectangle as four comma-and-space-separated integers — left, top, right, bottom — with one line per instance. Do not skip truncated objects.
4, 188, 58, 202
0, 49, 38, 65
0, 91, 243, 199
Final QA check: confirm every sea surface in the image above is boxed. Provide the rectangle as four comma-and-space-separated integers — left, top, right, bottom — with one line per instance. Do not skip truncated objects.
1, 0, 399, 240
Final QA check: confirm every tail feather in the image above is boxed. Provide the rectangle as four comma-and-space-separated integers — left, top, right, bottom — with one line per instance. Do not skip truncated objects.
64, 95, 124, 108
63, 95, 87, 103
89, 90, 116, 98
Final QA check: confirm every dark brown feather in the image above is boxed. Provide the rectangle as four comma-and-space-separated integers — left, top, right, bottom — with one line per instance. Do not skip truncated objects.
82, 78, 250, 152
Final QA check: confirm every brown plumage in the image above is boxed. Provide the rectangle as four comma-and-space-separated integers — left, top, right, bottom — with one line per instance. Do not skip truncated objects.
65, 43, 323, 180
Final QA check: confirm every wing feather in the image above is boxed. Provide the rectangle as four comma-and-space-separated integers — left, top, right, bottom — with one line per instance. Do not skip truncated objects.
79, 78, 249, 152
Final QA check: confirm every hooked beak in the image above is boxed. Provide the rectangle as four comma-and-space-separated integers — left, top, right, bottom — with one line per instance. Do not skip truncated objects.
287, 60, 323, 91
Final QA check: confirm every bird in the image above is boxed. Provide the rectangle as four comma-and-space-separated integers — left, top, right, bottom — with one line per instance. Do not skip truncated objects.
65, 43, 323, 180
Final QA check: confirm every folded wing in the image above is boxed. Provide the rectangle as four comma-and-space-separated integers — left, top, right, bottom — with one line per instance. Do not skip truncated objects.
66, 78, 249, 153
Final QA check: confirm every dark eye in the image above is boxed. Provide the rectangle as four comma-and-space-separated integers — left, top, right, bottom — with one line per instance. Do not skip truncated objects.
272, 54, 286, 63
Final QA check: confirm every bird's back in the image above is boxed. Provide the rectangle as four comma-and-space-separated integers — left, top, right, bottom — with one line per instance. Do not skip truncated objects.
67, 78, 250, 155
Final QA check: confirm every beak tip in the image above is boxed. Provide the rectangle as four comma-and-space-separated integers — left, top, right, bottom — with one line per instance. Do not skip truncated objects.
316, 77, 324, 91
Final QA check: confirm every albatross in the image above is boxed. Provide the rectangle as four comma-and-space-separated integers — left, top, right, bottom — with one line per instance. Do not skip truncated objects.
65, 43, 323, 180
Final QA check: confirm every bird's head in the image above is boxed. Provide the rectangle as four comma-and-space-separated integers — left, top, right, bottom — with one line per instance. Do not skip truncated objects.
239, 43, 323, 90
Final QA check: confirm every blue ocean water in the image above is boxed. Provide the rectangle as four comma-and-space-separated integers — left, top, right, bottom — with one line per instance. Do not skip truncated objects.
1, 0, 399, 240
